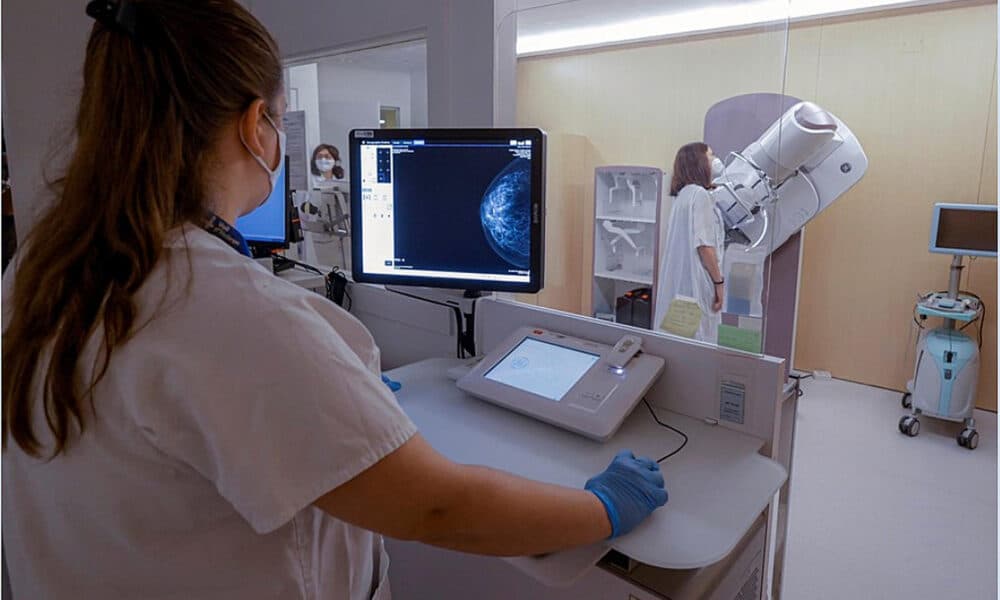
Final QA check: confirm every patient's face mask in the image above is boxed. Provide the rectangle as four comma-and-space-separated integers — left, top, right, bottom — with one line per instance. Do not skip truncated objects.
315, 158, 336, 173
711, 157, 725, 180
241, 111, 286, 208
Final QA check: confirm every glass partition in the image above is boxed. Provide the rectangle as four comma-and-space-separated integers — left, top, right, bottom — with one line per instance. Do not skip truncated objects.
283, 40, 428, 270
509, 0, 794, 355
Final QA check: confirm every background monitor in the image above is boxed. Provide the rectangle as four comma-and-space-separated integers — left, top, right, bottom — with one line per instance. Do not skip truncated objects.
349, 128, 545, 293
929, 203, 997, 258
236, 158, 291, 256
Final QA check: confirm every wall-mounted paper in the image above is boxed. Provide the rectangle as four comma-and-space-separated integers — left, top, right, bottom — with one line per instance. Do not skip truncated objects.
283, 111, 309, 192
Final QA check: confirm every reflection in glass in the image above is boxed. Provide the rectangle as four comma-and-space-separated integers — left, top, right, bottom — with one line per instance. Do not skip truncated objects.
282, 40, 428, 270
511, 0, 793, 353
379, 106, 401, 129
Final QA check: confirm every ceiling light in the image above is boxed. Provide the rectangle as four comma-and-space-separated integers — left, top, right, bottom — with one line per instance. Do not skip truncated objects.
517, 0, 953, 55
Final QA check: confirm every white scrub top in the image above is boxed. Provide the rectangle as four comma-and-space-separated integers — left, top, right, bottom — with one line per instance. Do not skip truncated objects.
653, 184, 726, 343
2, 226, 416, 599
313, 175, 347, 190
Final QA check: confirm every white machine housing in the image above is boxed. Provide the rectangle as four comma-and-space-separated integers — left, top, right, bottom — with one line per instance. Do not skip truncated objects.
908, 327, 980, 422
457, 327, 665, 441
713, 101, 869, 252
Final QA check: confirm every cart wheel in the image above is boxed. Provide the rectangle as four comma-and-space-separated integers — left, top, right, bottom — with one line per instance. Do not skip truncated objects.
899, 416, 920, 437
958, 429, 979, 450
901, 392, 912, 409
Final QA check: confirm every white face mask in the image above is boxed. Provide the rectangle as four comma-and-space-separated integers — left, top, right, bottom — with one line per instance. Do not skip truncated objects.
241, 111, 286, 207
711, 156, 725, 179
315, 158, 336, 173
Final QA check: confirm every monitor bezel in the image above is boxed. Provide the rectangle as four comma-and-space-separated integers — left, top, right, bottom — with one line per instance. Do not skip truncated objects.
244, 157, 292, 254
349, 128, 546, 293
928, 202, 998, 258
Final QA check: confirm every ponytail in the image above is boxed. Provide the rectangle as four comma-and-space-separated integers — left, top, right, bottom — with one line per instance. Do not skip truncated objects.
3, 0, 282, 457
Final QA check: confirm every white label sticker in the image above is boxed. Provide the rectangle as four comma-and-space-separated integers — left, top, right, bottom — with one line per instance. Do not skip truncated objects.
720, 380, 746, 425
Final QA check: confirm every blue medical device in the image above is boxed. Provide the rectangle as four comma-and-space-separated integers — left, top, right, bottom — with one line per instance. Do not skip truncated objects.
899, 203, 997, 450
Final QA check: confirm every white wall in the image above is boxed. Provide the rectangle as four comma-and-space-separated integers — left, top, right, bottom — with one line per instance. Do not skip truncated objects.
2, 0, 91, 235
410, 67, 429, 128
246, 0, 499, 128
287, 63, 322, 170
3, 0, 504, 237
315, 63, 412, 174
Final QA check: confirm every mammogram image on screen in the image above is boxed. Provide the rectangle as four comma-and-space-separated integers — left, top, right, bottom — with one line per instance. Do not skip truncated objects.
391, 146, 532, 276
480, 158, 531, 269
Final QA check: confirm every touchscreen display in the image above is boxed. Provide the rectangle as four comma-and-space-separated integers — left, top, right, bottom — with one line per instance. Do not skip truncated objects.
484, 337, 600, 401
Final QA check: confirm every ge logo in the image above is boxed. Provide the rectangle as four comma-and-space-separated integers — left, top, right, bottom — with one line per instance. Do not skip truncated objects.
840, 162, 852, 173
512, 357, 529, 369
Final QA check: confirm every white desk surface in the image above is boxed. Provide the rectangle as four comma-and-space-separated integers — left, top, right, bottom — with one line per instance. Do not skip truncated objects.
387, 358, 788, 573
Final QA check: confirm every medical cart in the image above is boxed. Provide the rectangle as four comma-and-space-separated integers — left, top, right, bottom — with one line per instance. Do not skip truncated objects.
899, 256, 985, 450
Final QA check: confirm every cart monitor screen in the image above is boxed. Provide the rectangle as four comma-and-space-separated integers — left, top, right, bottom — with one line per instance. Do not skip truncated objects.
930, 204, 997, 257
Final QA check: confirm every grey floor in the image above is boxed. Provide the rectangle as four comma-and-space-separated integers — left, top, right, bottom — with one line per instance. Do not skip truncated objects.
781, 377, 998, 599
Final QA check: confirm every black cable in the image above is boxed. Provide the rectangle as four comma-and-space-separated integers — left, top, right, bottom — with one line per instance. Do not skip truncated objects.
642, 399, 688, 463
459, 299, 478, 358
788, 372, 810, 398
978, 298, 986, 350
958, 290, 986, 350
913, 304, 926, 330
271, 253, 325, 276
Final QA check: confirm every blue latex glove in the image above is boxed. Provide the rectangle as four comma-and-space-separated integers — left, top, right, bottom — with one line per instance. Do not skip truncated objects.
585, 450, 668, 538
381, 374, 402, 393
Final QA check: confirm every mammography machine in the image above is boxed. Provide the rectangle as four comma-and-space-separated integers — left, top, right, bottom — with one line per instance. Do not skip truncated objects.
458, 328, 663, 441
712, 101, 868, 253
898, 203, 997, 450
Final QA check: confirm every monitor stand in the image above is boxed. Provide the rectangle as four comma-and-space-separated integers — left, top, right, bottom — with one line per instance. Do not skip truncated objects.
384, 286, 489, 356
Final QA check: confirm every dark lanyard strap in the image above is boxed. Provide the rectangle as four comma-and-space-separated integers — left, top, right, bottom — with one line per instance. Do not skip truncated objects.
201, 212, 252, 257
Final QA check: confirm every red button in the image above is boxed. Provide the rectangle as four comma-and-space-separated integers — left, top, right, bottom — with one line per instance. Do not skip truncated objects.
533, 329, 544, 334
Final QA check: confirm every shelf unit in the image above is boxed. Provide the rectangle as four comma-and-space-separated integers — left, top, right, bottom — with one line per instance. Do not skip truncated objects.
591, 166, 664, 328
594, 271, 653, 286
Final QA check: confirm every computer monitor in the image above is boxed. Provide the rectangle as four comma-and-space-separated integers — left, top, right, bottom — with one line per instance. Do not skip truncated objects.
236, 158, 291, 257
929, 203, 997, 258
349, 128, 545, 293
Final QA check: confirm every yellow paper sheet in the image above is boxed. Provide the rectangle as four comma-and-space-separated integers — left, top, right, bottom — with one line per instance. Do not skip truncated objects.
659, 296, 703, 338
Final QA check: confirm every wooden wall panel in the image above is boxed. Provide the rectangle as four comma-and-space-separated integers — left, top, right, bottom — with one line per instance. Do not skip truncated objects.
515, 133, 591, 314
787, 3, 998, 411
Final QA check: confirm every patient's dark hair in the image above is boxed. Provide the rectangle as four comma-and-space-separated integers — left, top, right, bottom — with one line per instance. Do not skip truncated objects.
311, 144, 345, 179
670, 142, 712, 196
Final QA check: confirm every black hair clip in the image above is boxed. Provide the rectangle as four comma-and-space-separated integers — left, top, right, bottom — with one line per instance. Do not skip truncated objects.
85, 0, 141, 39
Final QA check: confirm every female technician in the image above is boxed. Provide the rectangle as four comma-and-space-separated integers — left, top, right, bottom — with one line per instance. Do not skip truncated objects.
654, 142, 727, 344
311, 142, 346, 190
0, 2, 666, 598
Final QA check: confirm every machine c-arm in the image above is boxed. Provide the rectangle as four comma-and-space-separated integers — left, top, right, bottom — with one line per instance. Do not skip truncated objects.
712, 101, 868, 252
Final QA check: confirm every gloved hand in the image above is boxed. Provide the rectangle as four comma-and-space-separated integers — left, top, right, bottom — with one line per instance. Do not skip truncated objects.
381, 374, 402, 393
585, 450, 668, 538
